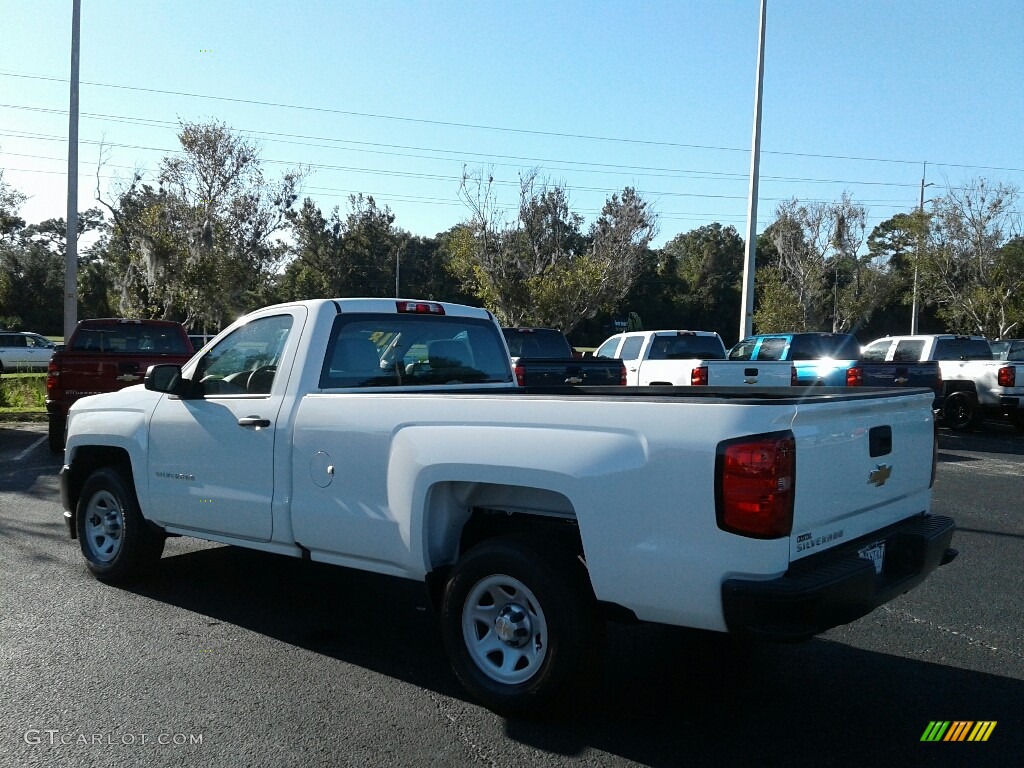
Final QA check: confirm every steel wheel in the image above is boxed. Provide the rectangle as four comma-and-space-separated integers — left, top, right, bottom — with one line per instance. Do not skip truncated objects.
462, 573, 549, 686
441, 535, 603, 716
82, 488, 125, 563
76, 467, 164, 583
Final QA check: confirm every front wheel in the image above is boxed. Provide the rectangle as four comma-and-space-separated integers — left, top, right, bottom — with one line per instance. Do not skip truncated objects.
942, 391, 981, 431
76, 467, 165, 583
440, 536, 603, 717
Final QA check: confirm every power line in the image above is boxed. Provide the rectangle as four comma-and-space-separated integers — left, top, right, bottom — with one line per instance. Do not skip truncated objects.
7, 68, 1014, 171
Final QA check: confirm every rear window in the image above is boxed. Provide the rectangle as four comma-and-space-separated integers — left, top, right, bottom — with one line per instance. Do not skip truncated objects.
70, 324, 190, 354
647, 334, 726, 360
933, 337, 992, 361
788, 334, 861, 360
501, 328, 572, 358
321, 314, 512, 388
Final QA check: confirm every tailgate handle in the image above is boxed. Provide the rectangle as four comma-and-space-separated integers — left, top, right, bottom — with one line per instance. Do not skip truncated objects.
869, 425, 892, 457
238, 416, 271, 429
118, 361, 140, 373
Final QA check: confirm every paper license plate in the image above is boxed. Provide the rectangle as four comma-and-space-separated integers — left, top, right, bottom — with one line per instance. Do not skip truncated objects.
858, 541, 886, 575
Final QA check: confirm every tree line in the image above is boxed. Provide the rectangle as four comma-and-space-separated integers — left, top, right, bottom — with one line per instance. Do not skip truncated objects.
2, 121, 1021, 346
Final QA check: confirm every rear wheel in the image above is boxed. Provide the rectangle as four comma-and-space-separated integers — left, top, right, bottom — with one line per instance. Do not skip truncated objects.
76, 467, 165, 583
942, 391, 981, 431
1011, 410, 1024, 433
440, 535, 603, 717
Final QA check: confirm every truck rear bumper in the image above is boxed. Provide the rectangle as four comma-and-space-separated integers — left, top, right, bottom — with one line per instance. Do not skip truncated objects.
722, 514, 956, 641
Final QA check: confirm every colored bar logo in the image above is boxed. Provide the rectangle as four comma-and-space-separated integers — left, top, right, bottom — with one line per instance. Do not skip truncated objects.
921, 721, 997, 742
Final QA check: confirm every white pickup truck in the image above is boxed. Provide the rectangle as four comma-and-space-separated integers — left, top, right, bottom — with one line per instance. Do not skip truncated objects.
594, 329, 794, 386
59, 298, 956, 715
862, 334, 1024, 431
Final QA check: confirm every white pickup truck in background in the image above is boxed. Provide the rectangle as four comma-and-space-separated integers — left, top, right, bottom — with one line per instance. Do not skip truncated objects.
594, 329, 795, 386
862, 333, 1024, 431
59, 298, 956, 715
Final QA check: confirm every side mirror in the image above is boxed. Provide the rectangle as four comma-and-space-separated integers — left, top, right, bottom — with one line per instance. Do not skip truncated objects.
144, 364, 192, 397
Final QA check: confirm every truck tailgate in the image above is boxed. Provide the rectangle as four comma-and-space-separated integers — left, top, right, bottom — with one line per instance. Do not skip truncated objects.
705, 360, 795, 386
788, 389, 935, 563
60, 353, 192, 398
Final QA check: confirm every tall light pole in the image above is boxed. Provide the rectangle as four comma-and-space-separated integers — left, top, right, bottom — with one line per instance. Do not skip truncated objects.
64, 0, 81, 340
739, 0, 767, 342
911, 162, 934, 335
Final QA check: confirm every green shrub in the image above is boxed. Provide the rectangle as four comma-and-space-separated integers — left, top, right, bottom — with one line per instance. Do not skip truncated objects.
0, 374, 47, 410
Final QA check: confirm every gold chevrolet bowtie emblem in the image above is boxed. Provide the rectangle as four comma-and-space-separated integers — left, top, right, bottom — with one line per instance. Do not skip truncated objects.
868, 464, 892, 486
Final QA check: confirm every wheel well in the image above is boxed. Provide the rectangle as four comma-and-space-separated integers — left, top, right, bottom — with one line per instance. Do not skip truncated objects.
422, 480, 583, 610
66, 446, 134, 518
942, 381, 977, 397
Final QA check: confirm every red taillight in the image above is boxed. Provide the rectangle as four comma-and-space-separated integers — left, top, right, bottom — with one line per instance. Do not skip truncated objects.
791, 366, 798, 386
716, 432, 795, 538
618, 362, 627, 385
396, 301, 445, 315
997, 365, 1015, 387
691, 366, 708, 386
846, 366, 863, 386
514, 362, 526, 386
46, 358, 61, 394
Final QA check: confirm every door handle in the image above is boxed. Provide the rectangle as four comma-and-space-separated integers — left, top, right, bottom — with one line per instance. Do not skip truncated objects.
238, 416, 271, 429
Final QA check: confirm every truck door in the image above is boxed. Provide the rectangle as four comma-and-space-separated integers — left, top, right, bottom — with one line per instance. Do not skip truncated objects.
618, 335, 645, 386
146, 310, 302, 541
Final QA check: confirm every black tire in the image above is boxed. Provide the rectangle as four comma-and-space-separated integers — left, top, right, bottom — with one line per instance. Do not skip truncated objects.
1011, 410, 1024, 433
942, 391, 980, 432
440, 535, 603, 717
48, 415, 65, 453
76, 467, 165, 583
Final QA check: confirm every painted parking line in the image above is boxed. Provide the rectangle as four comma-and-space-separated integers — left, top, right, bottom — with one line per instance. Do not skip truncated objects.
14, 435, 47, 462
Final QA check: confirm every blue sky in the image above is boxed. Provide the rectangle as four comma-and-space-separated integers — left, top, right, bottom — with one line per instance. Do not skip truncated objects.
2, 0, 1022, 249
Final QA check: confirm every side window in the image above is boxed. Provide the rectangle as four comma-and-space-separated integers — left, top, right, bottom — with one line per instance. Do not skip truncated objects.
756, 338, 787, 361
619, 336, 643, 361
594, 337, 620, 359
893, 340, 924, 362
194, 314, 293, 396
728, 339, 756, 361
861, 340, 891, 362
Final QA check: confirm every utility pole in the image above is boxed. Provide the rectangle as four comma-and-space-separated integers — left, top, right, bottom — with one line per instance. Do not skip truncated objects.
739, 0, 767, 342
911, 161, 933, 335
64, 0, 81, 341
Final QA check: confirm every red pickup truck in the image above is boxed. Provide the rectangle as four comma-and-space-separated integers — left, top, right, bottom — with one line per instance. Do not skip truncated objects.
46, 318, 194, 451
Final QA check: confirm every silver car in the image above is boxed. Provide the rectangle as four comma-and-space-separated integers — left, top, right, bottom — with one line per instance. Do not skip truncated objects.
0, 331, 57, 373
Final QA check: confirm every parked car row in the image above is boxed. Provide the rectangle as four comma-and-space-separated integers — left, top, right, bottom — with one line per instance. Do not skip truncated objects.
591, 328, 1023, 433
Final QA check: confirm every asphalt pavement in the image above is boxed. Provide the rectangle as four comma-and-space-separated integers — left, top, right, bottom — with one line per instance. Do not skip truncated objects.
1, 420, 1021, 768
